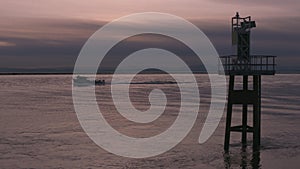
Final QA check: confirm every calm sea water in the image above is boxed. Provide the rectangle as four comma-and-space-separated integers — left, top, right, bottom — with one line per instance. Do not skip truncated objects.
0, 74, 299, 169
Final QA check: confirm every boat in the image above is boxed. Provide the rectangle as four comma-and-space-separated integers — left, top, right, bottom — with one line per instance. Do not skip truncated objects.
73, 76, 105, 86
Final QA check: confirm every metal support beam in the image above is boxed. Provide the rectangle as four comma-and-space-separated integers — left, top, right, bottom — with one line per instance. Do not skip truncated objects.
224, 75, 261, 152
224, 75, 234, 152
253, 75, 261, 151
242, 76, 248, 146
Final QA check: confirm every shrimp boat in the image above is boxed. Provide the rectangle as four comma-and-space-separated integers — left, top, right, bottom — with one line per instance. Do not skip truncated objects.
73, 76, 105, 86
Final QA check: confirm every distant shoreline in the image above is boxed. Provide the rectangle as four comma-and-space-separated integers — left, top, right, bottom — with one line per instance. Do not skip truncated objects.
0, 72, 207, 75
0, 71, 299, 75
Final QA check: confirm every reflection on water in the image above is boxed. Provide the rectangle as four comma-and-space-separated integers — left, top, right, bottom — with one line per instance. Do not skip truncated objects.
224, 148, 261, 169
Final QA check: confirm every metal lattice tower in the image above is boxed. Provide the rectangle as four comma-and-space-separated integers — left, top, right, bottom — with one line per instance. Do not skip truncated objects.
220, 12, 276, 152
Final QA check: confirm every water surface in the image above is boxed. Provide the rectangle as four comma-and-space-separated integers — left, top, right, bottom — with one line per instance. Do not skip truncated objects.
0, 74, 299, 168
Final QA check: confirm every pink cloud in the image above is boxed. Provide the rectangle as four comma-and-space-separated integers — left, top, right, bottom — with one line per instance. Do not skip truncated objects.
0, 41, 16, 47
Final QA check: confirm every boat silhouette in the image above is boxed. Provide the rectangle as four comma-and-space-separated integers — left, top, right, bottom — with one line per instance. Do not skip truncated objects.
73, 76, 105, 86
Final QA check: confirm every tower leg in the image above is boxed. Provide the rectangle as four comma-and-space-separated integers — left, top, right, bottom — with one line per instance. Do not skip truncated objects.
242, 76, 248, 146
224, 75, 234, 152
258, 75, 261, 146
253, 75, 261, 151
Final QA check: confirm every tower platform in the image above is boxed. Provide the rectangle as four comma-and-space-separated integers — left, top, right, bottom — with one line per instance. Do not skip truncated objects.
219, 55, 276, 75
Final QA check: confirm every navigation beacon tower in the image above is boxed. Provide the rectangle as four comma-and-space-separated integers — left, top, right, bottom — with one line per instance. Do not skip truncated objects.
219, 12, 276, 151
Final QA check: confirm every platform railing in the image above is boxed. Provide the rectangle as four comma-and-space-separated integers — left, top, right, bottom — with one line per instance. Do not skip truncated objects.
219, 55, 276, 75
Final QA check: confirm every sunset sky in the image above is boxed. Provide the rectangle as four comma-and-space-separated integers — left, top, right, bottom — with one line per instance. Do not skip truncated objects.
0, 0, 299, 72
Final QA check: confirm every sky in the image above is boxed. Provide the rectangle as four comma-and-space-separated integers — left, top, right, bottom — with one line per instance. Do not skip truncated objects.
0, 0, 299, 73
